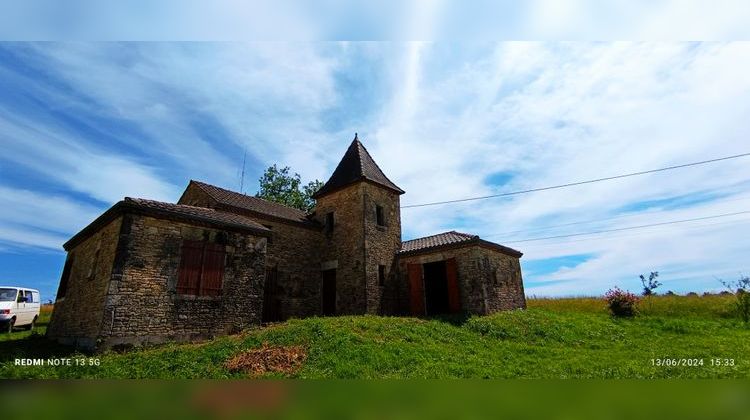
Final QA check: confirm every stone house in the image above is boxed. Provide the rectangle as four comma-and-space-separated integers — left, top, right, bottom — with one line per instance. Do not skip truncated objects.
47, 135, 525, 350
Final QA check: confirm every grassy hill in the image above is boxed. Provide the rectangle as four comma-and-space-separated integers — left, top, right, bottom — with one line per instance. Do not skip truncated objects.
1, 295, 748, 378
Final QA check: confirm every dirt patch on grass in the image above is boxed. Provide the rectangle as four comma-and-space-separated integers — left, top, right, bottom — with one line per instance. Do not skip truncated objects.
225, 343, 307, 376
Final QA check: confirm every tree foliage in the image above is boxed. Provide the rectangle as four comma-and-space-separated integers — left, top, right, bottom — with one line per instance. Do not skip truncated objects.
640, 271, 661, 296
255, 165, 323, 212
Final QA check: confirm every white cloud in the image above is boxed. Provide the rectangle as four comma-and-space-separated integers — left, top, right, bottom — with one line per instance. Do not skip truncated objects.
3, 41, 750, 296
366, 42, 750, 295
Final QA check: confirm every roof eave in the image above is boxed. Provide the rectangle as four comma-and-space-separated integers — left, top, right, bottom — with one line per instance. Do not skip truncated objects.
398, 237, 523, 258
63, 200, 272, 252
312, 176, 405, 199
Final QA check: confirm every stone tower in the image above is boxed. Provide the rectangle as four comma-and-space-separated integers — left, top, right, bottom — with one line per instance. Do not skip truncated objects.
313, 134, 405, 315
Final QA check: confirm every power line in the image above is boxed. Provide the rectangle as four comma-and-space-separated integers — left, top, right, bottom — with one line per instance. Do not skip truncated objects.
501, 210, 750, 244
514, 217, 750, 249
482, 193, 750, 238
401, 152, 750, 209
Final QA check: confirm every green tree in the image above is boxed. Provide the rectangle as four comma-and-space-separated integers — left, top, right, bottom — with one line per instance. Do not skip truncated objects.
256, 165, 323, 212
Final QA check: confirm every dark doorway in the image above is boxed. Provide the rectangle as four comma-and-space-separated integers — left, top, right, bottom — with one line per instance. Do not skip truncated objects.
262, 265, 281, 323
423, 261, 449, 315
322, 269, 336, 316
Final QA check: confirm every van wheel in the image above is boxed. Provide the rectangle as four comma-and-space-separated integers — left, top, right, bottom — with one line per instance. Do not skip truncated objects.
26, 316, 37, 331
5, 318, 14, 333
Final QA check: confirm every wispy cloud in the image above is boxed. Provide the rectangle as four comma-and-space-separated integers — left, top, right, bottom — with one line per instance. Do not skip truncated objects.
1, 41, 749, 299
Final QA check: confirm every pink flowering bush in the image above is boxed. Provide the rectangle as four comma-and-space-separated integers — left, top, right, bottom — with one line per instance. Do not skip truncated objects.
604, 287, 640, 317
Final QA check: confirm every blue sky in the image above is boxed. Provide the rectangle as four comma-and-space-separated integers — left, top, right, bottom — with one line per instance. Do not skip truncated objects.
1, 41, 750, 302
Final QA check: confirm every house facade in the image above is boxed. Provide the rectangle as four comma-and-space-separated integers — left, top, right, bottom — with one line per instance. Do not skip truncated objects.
47, 136, 526, 350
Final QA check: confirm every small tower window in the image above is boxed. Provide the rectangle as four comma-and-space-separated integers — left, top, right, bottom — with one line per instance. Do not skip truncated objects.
378, 265, 386, 287
263, 224, 273, 245
325, 212, 334, 234
375, 205, 385, 226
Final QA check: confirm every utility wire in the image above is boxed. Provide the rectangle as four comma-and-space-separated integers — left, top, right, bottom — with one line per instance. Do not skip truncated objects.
482, 193, 750, 238
401, 152, 750, 209
514, 217, 750, 248
501, 210, 750, 244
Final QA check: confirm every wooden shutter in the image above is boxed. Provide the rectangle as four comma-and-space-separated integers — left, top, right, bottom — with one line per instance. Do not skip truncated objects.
177, 240, 205, 295
445, 258, 461, 313
408, 263, 425, 316
200, 242, 225, 296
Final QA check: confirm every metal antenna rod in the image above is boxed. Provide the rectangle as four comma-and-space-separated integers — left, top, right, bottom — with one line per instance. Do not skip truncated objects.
239, 148, 247, 194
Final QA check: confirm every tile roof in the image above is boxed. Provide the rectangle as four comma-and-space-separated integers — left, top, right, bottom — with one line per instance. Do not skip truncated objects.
312, 135, 405, 198
123, 198, 271, 233
64, 198, 271, 251
400, 231, 478, 253
399, 230, 523, 258
189, 180, 313, 225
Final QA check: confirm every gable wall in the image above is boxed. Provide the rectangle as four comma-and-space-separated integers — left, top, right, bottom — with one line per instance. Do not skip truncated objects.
47, 216, 123, 349
95, 213, 267, 350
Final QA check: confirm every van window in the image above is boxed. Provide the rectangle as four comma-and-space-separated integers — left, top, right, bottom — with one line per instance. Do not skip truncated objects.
0, 288, 17, 302
31, 292, 40, 303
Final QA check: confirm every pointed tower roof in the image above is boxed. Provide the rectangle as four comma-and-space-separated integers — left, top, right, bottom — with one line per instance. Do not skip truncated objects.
313, 134, 405, 199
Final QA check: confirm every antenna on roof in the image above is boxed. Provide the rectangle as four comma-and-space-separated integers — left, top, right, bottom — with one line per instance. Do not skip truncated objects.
239, 148, 247, 195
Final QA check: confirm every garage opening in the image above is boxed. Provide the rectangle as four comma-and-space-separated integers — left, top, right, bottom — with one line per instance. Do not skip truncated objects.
423, 261, 449, 315
408, 258, 461, 316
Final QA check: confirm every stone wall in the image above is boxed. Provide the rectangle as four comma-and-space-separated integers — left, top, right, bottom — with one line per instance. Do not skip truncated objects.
396, 245, 525, 315
361, 183, 402, 315
179, 182, 324, 320
314, 184, 367, 315
94, 213, 266, 350
253, 219, 322, 320
476, 247, 526, 313
46, 216, 123, 349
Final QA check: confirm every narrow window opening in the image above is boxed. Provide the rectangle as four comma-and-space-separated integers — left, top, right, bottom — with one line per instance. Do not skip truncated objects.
375, 205, 385, 226
262, 224, 273, 244
378, 265, 386, 287
325, 212, 334, 234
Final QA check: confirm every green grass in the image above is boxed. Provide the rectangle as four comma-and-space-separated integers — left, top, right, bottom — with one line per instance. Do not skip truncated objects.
1, 296, 748, 378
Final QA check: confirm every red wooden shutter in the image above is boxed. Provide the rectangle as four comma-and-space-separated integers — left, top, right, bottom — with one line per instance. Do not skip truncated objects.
200, 243, 225, 296
408, 263, 425, 316
445, 258, 461, 313
177, 240, 204, 295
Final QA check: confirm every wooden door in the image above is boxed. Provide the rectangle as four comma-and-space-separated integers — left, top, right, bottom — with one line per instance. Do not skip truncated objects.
408, 263, 425, 316
445, 258, 461, 313
322, 269, 336, 316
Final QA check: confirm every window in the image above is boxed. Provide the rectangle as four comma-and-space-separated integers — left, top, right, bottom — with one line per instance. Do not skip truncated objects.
177, 240, 226, 296
88, 248, 101, 280
375, 205, 385, 226
325, 212, 334, 234
378, 265, 386, 287
262, 224, 273, 245
57, 255, 74, 300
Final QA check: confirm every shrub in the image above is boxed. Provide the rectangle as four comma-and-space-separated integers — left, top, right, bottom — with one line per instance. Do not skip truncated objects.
720, 275, 750, 324
604, 287, 639, 317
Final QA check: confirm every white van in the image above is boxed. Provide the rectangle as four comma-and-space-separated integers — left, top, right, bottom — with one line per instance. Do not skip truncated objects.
0, 287, 41, 333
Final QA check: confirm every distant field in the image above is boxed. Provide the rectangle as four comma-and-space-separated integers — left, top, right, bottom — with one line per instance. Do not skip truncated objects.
1, 295, 747, 379
528, 294, 737, 318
